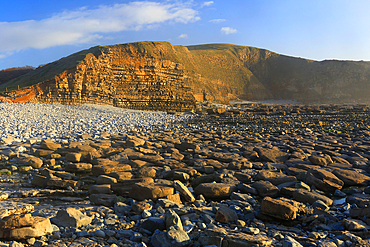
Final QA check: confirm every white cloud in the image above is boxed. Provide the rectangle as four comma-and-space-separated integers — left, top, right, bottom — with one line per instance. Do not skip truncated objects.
178, 34, 188, 39
221, 27, 237, 35
0, 1, 200, 56
202, 1, 214, 7
209, 18, 226, 23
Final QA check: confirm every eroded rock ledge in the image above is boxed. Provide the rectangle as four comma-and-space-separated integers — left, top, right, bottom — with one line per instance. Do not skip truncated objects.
13, 45, 196, 111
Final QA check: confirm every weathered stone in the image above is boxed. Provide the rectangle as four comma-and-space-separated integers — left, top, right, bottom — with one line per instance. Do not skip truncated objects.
0, 214, 53, 240
64, 163, 92, 173
292, 189, 333, 206
132, 201, 153, 213
261, 197, 297, 220
40, 142, 61, 151
347, 193, 370, 207
151, 225, 191, 247
65, 152, 82, 163
125, 135, 146, 147
89, 184, 111, 195
51, 208, 92, 228
0, 202, 34, 220
210, 152, 240, 162
173, 180, 195, 202
34, 149, 54, 157
251, 181, 279, 197
309, 155, 332, 166
89, 194, 117, 207
129, 183, 174, 201
175, 142, 199, 151
165, 210, 183, 230
238, 183, 258, 195
97, 175, 117, 184
332, 168, 370, 186
342, 219, 369, 231
203, 228, 273, 246
92, 162, 131, 176
136, 166, 157, 178
27, 157, 43, 169
166, 193, 182, 204
305, 168, 344, 192
194, 183, 236, 199
31, 174, 48, 187
107, 171, 133, 181
283, 236, 303, 247
45, 178, 78, 189
215, 206, 238, 223
254, 147, 288, 163
141, 217, 166, 234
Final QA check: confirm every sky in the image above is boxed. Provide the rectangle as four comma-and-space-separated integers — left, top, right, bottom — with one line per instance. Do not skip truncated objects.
1, 0, 370, 70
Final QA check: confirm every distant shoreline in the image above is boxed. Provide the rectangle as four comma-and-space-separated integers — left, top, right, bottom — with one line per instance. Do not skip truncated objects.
230, 100, 300, 105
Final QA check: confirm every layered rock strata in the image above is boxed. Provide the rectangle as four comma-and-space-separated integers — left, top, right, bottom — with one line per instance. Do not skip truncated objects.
14, 44, 196, 111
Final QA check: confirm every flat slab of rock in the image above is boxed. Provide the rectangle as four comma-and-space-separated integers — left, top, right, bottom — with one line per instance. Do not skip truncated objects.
65, 163, 92, 173
261, 197, 297, 220
305, 168, 344, 192
292, 189, 333, 206
194, 183, 237, 200
0, 214, 53, 240
309, 155, 332, 166
203, 228, 273, 246
92, 161, 131, 176
251, 181, 279, 197
129, 182, 174, 201
254, 147, 288, 163
210, 152, 241, 162
0, 202, 34, 219
332, 168, 370, 186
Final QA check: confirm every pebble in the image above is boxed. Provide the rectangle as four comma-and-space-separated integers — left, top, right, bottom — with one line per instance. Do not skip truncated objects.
0, 103, 370, 246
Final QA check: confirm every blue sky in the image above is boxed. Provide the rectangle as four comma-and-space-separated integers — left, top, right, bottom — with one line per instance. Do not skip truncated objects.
1, 0, 370, 70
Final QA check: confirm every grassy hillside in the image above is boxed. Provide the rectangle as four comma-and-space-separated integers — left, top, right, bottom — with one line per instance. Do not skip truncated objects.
0, 66, 34, 86
0, 46, 102, 92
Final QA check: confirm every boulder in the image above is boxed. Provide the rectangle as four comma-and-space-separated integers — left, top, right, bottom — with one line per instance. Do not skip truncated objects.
332, 168, 370, 186
305, 168, 344, 192
251, 181, 279, 197
194, 183, 236, 200
254, 147, 288, 163
64, 163, 92, 173
151, 225, 191, 247
173, 180, 195, 202
51, 208, 92, 228
261, 197, 297, 220
292, 189, 333, 206
215, 206, 238, 223
0, 214, 53, 240
129, 183, 174, 201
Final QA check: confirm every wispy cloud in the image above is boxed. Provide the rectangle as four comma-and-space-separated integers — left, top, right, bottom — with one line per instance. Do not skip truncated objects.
209, 18, 226, 23
0, 1, 200, 57
202, 1, 214, 7
221, 27, 237, 35
178, 34, 188, 39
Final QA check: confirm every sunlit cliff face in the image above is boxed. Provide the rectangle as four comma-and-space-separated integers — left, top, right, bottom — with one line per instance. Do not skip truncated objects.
4, 42, 370, 106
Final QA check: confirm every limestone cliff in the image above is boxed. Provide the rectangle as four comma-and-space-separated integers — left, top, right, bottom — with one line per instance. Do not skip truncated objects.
3, 41, 370, 106
4, 43, 196, 111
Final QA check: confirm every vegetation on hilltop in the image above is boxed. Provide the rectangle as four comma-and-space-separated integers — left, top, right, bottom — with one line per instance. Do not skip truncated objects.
0, 46, 102, 92
0, 66, 34, 86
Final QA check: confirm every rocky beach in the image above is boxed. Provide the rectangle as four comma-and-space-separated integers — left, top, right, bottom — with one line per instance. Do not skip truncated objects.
1, 102, 370, 247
